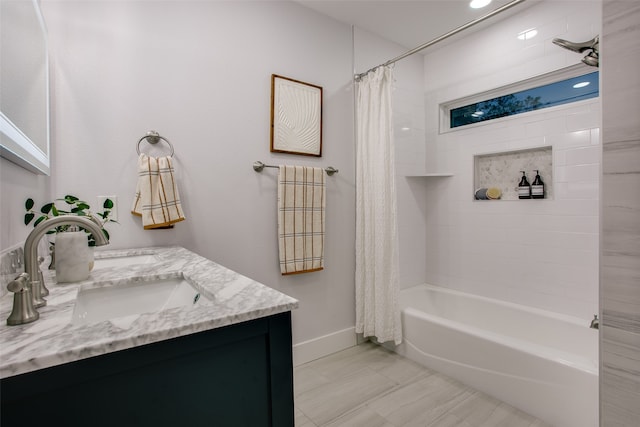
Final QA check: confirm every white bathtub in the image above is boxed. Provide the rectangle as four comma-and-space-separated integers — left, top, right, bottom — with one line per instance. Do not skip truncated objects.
392, 284, 598, 427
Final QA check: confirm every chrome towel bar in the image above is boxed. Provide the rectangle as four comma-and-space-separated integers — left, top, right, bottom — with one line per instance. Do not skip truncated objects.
253, 161, 338, 176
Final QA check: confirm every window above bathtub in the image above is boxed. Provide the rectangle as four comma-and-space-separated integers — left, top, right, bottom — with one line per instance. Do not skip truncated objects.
440, 65, 599, 132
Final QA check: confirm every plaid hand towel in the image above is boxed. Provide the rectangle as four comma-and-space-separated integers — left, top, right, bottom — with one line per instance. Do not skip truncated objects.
131, 153, 186, 229
278, 165, 325, 275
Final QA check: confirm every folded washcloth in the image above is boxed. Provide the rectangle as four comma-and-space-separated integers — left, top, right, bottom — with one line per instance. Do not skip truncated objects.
278, 165, 325, 275
131, 153, 185, 229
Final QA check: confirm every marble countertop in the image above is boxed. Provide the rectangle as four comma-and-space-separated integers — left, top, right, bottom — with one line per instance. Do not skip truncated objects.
0, 246, 298, 378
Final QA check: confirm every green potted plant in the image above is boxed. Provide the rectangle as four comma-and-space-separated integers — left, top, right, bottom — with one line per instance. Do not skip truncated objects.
24, 195, 117, 271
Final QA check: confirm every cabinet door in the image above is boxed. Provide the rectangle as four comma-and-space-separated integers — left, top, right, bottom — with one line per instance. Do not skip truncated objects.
1, 312, 294, 427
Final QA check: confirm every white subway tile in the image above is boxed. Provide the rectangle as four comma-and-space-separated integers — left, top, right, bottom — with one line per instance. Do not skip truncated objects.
538, 16, 569, 41
548, 129, 591, 148
565, 163, 600, 182
554, 149, 568, 166
563, 217, 600, 234
558, 102, 594, 117
505, 288, 566, 314
507, 136, 547, 151
564, 180, 600, 200
563, 146, 602, 166
567, 108, 601, 132
555, 164, 568, 182
590, 128, 601, 145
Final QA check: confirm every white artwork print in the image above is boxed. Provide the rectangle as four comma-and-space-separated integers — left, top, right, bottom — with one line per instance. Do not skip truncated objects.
272, 76, 322, 156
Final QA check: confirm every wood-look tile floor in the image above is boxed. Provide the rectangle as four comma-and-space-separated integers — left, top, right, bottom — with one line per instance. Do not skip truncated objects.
294, 342, 553, 427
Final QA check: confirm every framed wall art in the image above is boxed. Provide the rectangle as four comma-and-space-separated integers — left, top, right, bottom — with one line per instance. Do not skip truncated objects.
270, 74, 323, 157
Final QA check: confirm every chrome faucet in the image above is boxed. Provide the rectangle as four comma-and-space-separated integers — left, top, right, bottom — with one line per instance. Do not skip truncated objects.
6, 215, 110, 325
6, 273, 39, 325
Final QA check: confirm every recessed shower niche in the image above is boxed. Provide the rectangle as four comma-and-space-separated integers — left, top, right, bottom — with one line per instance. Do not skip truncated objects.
474, 146, 552, 201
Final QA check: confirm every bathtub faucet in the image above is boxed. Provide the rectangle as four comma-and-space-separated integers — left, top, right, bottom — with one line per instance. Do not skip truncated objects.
590, 314, 599, 330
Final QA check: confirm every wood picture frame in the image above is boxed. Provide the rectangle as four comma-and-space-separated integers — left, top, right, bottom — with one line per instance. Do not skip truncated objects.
270, 74, 323, 157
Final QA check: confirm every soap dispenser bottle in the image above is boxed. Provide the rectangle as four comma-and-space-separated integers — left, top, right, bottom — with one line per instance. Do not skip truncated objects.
517, 171, 531, 199
531, 170, 545, 199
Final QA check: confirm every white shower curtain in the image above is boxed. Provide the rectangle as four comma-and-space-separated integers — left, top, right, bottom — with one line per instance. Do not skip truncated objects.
355, 66, 402, 345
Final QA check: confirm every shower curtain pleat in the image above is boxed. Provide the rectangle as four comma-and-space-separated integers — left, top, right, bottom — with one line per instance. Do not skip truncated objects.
355, 66, 402, 345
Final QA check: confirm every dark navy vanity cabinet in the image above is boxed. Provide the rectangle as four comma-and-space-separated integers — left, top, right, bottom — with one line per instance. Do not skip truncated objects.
1, 312, 294, 427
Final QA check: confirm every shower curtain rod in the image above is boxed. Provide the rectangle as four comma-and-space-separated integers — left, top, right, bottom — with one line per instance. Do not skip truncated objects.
354, 0, 527, 81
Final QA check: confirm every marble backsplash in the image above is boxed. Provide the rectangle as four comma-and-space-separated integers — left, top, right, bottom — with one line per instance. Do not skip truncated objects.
474, 146, 553, 201
0, 240, 50, 299
0, 247, 23, 299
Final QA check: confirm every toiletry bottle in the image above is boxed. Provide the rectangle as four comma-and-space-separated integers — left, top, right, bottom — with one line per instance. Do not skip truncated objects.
531, 170, 545, 199
517, 171, 531, 199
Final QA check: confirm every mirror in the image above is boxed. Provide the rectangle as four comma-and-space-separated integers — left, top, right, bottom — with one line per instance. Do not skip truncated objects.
0, 0, 50, 175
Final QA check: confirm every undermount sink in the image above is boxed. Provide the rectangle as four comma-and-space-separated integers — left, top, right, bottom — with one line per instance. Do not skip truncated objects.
71, 275, 207, 326
92, 253, 159, 269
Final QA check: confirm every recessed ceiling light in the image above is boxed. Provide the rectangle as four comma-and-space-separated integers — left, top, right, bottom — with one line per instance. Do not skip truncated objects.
573, 81, 590, 89
517, 28, 538, 40
470, 0, 492, 9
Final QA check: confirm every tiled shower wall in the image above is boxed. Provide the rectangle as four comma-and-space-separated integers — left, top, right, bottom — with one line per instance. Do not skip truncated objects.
420, 0, 602, 320
474, 147, 554, 200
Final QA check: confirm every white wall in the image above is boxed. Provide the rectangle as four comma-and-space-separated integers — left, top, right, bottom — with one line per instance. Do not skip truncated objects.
422, 0, 602, 319
0, 157, 51, 298
0, 158, 50, 250
353, 27, 428, 289
38, 0, 356, 349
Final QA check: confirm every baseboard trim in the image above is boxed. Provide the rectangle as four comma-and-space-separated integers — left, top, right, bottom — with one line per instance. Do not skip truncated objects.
292, 327, 357, 366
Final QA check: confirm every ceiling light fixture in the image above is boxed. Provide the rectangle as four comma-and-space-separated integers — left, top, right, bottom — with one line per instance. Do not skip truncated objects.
470, 0, 492, 9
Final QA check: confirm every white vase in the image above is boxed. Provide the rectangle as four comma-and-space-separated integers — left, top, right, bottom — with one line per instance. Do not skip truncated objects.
55, 231, 90, 283
88, 247, 95, 271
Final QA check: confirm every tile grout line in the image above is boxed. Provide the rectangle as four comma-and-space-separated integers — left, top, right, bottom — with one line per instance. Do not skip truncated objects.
314, 371, 435, 426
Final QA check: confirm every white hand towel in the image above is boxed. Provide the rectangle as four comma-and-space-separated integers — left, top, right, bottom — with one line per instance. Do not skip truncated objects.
278, 165, 325, 275
131, 153, 185, 229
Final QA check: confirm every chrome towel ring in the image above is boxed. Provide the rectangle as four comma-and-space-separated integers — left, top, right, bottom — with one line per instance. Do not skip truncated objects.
136, 130, 175, 157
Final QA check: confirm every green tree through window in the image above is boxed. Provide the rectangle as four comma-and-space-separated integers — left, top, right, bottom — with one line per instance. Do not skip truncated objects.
450, 72, 598, 128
